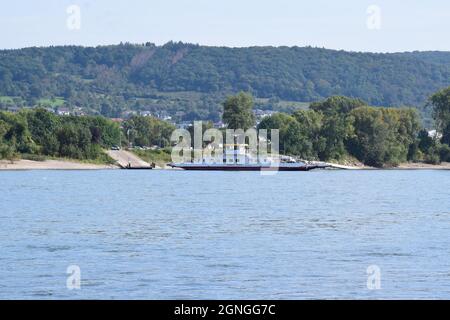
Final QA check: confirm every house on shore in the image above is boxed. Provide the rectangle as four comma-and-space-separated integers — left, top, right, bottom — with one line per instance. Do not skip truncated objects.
57, 108, 71, 116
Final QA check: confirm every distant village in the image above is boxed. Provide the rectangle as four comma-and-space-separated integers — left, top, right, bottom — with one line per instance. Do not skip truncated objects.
1, 104, 277, 129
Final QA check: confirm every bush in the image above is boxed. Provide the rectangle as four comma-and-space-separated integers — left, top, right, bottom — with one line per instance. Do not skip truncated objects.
21, 153, 46, 161
439, 144, 450, 162
424, 147, 441, 164
0, 144, 17, 161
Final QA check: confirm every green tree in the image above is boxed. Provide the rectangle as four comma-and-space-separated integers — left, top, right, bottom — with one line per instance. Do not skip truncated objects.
0, 119, 15, 160
257, 112, 297, 154
25, 108, 61, 155
429, 86, 450, 145
310, 96, 366, 115
123, 116, 175, 147
57, 123, 92, 159
396, 108, 421, 161
308, 96, 365, 160
222, 92, 255, 130
290, 110, 324, 159
418, 129, 434, 154
347, 107, 389, 167
347, 107, 419, 167
0, 111, 35, 154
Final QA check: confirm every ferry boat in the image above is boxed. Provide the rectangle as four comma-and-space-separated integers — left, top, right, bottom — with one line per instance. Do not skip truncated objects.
168, 144, 329, 171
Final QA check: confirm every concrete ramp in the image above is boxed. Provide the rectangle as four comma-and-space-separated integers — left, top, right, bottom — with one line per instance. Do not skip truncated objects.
325, 163, 366, 170
307, 161, 363, 170
107, 150, 152, 169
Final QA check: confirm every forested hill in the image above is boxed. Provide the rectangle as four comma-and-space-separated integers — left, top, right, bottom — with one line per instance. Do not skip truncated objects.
0, 42, 449, 120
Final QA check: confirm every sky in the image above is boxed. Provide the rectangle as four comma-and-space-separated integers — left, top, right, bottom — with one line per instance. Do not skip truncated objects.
0, 0, 449, 52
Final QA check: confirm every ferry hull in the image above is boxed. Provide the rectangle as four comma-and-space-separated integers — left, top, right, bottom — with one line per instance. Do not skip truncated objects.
168, 164, 324, 171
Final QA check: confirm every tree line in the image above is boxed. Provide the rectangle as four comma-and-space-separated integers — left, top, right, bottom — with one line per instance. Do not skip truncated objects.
0, 109, 122, 161
226, 90, 450, 167
0, 109, 178, 162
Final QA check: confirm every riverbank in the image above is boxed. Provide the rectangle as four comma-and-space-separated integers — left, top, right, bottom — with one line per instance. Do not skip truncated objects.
0, 159, 118, 170
397, 162, 450, 170
1, 158, 450, 171
326, 161, 450, 170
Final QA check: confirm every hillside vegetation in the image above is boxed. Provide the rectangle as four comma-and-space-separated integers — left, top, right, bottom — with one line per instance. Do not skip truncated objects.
1, 42, 449, 121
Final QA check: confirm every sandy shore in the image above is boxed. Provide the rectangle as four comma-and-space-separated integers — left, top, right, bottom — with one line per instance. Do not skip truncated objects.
0, 159, 118, 170
396, 162, 450, 170
329, 161, 450, 170
326, 163, 372, 170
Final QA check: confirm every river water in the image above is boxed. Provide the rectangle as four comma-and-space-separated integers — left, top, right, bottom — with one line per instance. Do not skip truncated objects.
0, 170, 449, 299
